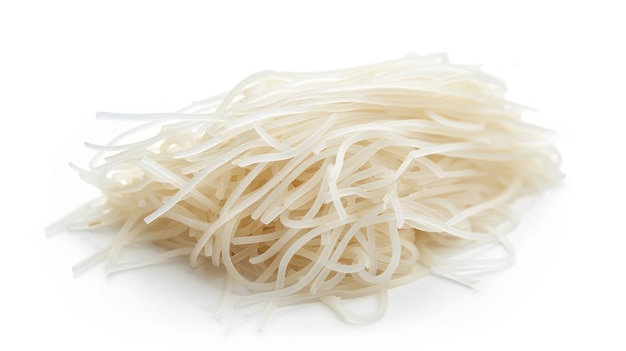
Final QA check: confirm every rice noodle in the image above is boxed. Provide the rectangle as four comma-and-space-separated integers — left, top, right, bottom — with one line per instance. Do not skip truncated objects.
48, 53, 562, 324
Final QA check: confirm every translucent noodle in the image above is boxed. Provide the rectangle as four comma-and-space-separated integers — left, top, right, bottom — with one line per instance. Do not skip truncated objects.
48, 53, 562, 324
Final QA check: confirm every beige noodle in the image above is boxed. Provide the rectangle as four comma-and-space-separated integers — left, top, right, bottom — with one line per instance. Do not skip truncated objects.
48, 53, 562, 323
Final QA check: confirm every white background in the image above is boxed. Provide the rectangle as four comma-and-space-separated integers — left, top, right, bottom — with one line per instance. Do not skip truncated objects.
1, 0, 622, 350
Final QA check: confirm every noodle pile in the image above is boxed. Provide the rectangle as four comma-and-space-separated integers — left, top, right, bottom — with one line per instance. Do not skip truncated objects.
48, 53, 562, 323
